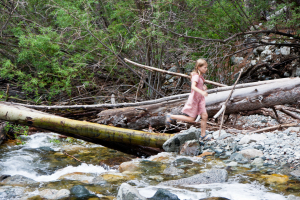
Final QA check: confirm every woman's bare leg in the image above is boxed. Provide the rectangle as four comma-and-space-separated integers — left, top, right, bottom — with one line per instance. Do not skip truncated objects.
169, 115, 196, 123
200, 112, 208, 137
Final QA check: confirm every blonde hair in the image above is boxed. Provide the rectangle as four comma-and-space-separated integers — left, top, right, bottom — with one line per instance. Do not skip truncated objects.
192, 59, 207, 76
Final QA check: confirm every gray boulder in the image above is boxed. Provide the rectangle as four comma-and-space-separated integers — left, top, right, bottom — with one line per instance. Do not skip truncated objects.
159, 169, 228, 186
163, 127, 200, 152
117, 183, 146, 200
290, 169, 300, 178
0, 175, 38, 186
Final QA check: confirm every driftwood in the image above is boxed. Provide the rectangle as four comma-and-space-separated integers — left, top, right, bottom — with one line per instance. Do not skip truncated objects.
96, 78, 300, 129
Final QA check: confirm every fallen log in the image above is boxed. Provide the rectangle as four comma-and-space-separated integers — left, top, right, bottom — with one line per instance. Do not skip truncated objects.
0, 102, 173, 149
10, 77, 293, 110
96, 77, 300, 129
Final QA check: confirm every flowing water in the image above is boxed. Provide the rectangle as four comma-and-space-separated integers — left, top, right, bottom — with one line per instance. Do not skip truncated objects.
0, 132, 298, 200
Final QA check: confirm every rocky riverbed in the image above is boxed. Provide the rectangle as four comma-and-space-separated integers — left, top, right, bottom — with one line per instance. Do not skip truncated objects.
1, 113, 300, 200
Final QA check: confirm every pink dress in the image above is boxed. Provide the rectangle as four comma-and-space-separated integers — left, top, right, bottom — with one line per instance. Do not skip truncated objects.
182, 74, 206, 118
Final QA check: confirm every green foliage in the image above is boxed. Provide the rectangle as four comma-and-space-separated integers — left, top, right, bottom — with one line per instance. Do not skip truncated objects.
49, 138, 61, 144
4, 122, 29, 145
0, 0, 299, 100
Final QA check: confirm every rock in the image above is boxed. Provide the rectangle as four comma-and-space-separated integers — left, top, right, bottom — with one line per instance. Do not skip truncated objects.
197, 151, 215, 158
159, 169, 228, 186
166, 65, 178, 79
263, 55, 272, 62
116, 183, 146, 200
58, 172, 95, 183
149, 152, 175, 163
163, 127, 200, 152
39, 189, 70, 200
212, 130, 227, 140
290, 169, 300, 178
119, 161, 140, 172
261, 49, 272, 58
288, 194, 300, 200
101, 173, 135, 183
251, 158, 264, 167
0, 186, 27, 200
287, 127, 300, 132
148, 188, 180, 200
239, 149, 263, 159
90, 176, 107, 186
292, 67, 300, 77
250, 60, 257, 66
261, 174, 289, 184
38, 146, 55, 152
238, 135, 250, 144
149, 175, 164, 181
163, 166, 184, 176
280, 46, 290, 55
0, 175, 38, 186
249, 134, 267, 142
232, 57, 244, 65
0, 175, 10, 182
70, 185, 92, 198
229, 153, 248, 164
227, 161, 238, 167
179, 140, 201, 156
253, 46, 265, 55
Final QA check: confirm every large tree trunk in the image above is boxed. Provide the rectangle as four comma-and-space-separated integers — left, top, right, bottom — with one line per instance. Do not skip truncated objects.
0, 102, 173, 149
96, 78, 300, 129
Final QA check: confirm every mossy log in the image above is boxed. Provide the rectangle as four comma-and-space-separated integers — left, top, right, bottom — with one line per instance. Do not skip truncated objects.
0, 102, 173, 148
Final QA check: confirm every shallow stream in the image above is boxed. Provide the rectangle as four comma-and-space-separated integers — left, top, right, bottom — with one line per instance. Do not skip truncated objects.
0, 132, 299, 200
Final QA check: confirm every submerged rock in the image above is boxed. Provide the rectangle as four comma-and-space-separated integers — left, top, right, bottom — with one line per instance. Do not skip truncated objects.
39, 189, 70, 200
163, 166, 184, 176
159, 169, 228, 186
119, 161, 140, 172
70, 185, 92, 198
0, 175, 38, 186
148, 188, 180, 200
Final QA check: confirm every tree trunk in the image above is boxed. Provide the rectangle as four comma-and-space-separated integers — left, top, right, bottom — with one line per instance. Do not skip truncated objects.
96, 78, 300, 129
0, 102, 173, 149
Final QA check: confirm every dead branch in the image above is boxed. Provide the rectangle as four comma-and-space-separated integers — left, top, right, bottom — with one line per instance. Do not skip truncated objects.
218, 68, 243, 136
247, 123, 299, 134
275, 105, 300, 120
124, 58, 227, 87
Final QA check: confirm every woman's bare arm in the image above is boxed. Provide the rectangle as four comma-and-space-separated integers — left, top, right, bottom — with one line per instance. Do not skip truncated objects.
191, 81, 208, 97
